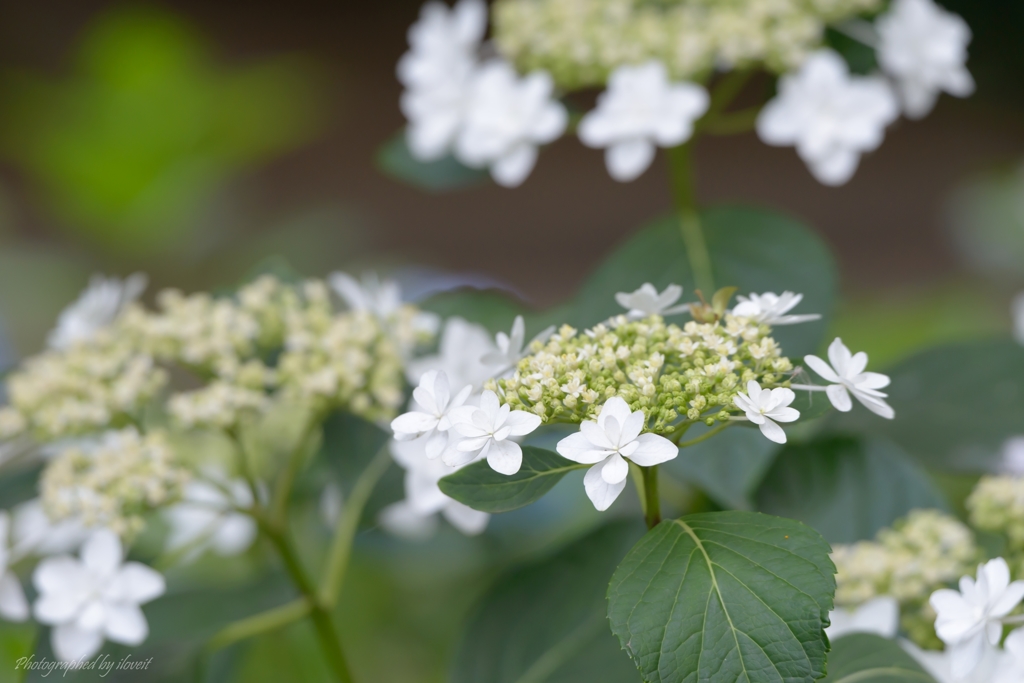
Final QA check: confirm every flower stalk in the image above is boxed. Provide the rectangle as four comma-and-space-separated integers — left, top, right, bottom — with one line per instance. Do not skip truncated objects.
666, 143, 714, 295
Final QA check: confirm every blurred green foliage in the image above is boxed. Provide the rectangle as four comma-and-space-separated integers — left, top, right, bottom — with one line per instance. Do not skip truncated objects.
0, 6, 325, 256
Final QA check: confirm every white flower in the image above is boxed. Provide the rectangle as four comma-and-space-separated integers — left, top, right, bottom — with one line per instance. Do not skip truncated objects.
11, 498, 89, 558
163, 477, 257, 562
379, 439, 488, 539
391, 370, 472, 459
33, 529, 165, 662
930, 557, 1024, 679
556, 396, 678, 511
578, 61, 709, 182
825, 596, 899, 640
731, 291, 821, 326
876, 0, 974, 119
614, 283, 688, 319
480, 315, 555, 371
757, 50, 899, 186
455, 60, 568, 187
1013, 292, 1024, 346
406, 317, 501, 390
733, 380, 799, 444
901, 638, 1009, 683
398, 0, 487, 160
446, 389, 541, 473
0, 512, 29, 622
329, 271, 440, 340
803, 338, 895, 419
47, 273, 147, 350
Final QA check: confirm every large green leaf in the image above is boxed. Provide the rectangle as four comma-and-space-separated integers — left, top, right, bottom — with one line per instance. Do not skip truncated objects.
439, 447, 586, 513
755, 436, 949, 544
375, 133, 488, 192
452, 520, 644, 683
607, 511, 835, 683
820, 634, 936, 682
566, 207, 837, 358
830, 340, 1024, 472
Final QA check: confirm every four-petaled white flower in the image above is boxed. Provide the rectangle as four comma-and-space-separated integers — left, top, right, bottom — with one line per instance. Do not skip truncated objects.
930, 557, 1024, 679
391, 370, 472, 459
0, 512, 29, 622
163, 476, 257, 562
556, 397, 678, 511
455, 61, 568, 187
481, 315, 555, 371
379, 438, 489, 539
876, 0, 974, 119
48, 273, 147, 350
825, 596, 899, 640
33, 529, 166, 662
398, 0, 487, 160
803, 338, 894, 419
733, 380, 799, 444
446, 389, 542, 473
615, 283, 689, 319
578, 61, 709, 182
757, 50, 899, 186
732, 291, 821, 326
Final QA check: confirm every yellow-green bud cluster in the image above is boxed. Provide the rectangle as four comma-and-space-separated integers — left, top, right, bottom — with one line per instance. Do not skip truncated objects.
967, 475, 1024, 548
488, 314, 792, 434
40, 428, 189, 537
493, 0, 881, 89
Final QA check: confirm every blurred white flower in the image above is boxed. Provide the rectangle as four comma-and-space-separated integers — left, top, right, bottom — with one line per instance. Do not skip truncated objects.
556, 396, 677, 511
391, 370, 472, 459
406, 317, 501, 390
33, 529, 165, 662
163, 477, 257, 562
329, 271, 440, 340
1013, 292, 1024, 345
803, 338, 895, 419
825, 596, 898, 640
578, 61, 709, 181
0, 512, 29, 622
732, 291, 821, 326
379, 439, 488, 539
398, 0, 487, 160
455, 61, 568, 187
615, 283, 688, 319
1001, 629, 1024, 682
733, 380, 799, 444
480, 315, 555, 371
901, 638, 1011, 683
446, 389, 541, 473
48, 273, 147, 350
876, 0, 974, 119
11, 498, 89, 559
930, 557, 1024, 678
757, 50, 898, 186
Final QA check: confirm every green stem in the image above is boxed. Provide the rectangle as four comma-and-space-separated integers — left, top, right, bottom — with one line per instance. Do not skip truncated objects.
320, 446, 393, 607
666, 144, 714, 294
642, 466, 661, 530
271, 422, 318, 524
701, 106, 761, 136
206, 598, 312, 653
701, 69, 754, 126
676, 422, 730, 448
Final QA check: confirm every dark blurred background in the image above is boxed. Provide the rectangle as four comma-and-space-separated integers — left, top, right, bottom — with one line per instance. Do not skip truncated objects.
0, 0, 1021, 361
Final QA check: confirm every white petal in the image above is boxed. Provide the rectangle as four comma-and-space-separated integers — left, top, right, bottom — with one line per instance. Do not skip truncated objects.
503, 410, 542, 437
491, 144, 538, 188
580, 420, 616, 450
826, 384, 853, 412
81, 530, 122, 579
618, 409, 646, 447
441, 502, 489, 536
391, 412, 439, 439
605, 140, 656, 182
992, 582, 1024, 619
758, 418, 788, 444
52, 623, 104, 663
425, 429, 449, 459
211, 515, 257, 556
583, 463, 627, 512
0, 572, 28, 622
600, 453, 630, 484
113, 563, 166, 604
852, 390, 896, 419
104, 603, 149, 646
556, 431, 614, 465
949, 631, 987, 679
628, 433, 679, 467
804, 354, 841, 383
379, 502, 438, 541
486, 439, 523, 475
598, 397, 632, 431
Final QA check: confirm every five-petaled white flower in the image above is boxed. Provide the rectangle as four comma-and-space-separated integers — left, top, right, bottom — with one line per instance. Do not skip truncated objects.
391, 370, 472, 459
33, 529, 166, 663
803, 338, 894, 419
446, 389, 542, 473
757, 50, 899, 186
615, 283, 689, 319
163, 475, 257, 562
733, 380, 800, 444
481, 315, 555, 371
455, 61, 568, 187
732, 291, 821, 326
876, 0, 974, 119
578, 61, 709, 182
825, 596, 899, 640
379, 438, 489, 539
556, 397, 678, 511
398, 0, 486, 160
0, 512, 29, 622
48, 273, 147, 350
930, 557, 1024, 679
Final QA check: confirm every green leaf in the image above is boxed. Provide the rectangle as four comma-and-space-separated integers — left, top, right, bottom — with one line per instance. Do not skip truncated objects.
439, 447, 586, 513
452, 520, 644, 683
0, 622, 35, 683
375, 132, 488, 192
607, 511, 836, 683
755, 436, 949, 544
662, 425, 780, 510
566, 207, 837, 358
820, 634, 936, 682
830, 340, 1024, 472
